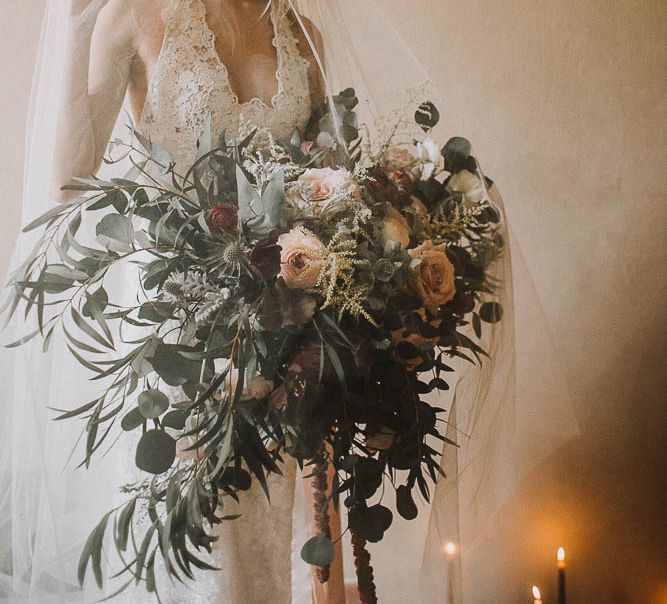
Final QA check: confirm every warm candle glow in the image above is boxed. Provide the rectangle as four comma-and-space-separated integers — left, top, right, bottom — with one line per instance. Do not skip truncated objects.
532, 585, 542, 599
444, 542, 457, 557
557, 546, 566, 569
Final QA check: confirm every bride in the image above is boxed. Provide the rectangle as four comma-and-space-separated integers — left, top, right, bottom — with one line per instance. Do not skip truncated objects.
7, 1, 346, 603
0, 1, 578, 603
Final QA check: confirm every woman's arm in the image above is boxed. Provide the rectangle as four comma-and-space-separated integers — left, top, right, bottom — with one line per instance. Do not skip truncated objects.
52, 0, 135, 200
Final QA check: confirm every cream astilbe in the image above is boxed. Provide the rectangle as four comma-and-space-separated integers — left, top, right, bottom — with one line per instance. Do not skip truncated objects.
426, 201, 487, 241
312, 233, 377, 325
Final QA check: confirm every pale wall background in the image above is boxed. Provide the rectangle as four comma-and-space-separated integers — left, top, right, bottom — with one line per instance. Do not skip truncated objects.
0, 1, 665, 603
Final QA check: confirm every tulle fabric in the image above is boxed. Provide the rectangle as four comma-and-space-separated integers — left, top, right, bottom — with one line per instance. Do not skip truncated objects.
0, 1, 578, 602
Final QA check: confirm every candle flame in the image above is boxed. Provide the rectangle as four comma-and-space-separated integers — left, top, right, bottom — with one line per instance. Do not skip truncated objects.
444, 542, 457, 557
532, 586, 542, 599
557, 547, 565, 562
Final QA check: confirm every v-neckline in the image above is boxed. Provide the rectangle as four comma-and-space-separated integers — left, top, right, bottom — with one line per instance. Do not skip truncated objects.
195, 0, 283, 109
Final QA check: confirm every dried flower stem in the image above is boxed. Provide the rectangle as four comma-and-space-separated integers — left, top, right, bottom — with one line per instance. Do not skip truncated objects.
352, 530, 378, 604
312, 449, 331, 583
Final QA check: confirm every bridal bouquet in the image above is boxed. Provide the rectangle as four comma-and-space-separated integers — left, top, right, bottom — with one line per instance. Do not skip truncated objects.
7, 89, 504, 599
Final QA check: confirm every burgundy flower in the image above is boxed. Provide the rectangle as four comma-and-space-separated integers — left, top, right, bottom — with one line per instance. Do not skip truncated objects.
250, 243, 282, 279
206, 204, 238, 234
268, 385, 288, 410
389, 169, 413, 191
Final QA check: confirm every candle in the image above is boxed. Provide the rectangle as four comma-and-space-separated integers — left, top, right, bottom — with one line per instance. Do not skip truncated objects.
557, 547, 567, 604
443, 542, 457, 603
532, 585, 543, 604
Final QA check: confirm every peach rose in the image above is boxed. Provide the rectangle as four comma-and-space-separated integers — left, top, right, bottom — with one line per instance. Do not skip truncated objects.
250, 375, 274, 399
408, 195, 429, 217
277, 226, 326, 289
381, 204, 411, 248
408, 240, 456, 311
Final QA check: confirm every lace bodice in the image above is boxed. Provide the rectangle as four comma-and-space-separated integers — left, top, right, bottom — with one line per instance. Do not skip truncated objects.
138, 0, 312, 168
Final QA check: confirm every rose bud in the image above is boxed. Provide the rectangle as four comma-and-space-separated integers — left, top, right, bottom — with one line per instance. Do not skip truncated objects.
206, 204, 238, 234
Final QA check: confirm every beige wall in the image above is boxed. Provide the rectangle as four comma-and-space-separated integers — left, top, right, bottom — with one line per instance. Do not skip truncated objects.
1, 1, 665, 602
381, 1, 667, 602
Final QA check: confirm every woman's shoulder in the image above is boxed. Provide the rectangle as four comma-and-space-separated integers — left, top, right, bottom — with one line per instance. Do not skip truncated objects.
286, 11, 324, 58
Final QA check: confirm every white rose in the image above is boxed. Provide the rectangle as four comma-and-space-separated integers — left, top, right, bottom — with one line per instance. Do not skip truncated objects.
381, 146, 419, 180
447, 170, 486, 206
415, 137, 441, 180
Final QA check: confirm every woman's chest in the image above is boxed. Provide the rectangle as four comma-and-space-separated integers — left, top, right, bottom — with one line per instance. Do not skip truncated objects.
130, 0, 283, 113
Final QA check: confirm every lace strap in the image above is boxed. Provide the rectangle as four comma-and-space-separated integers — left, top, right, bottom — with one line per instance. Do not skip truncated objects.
159, 0, 219, 65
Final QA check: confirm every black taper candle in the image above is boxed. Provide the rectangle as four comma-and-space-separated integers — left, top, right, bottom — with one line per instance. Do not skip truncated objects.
557, 547, 567, 604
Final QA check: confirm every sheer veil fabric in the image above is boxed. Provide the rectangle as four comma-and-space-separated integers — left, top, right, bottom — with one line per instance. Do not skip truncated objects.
0, 1, 578, 602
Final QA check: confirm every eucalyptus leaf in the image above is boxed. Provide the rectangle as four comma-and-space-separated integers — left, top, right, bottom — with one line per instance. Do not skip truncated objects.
415, 101, 440, 132
22, 201, 78, 233
135, 430, 176, 474
96, 214, 133, 251
479, 302, 503, 324
121, 407, 145, 431
237, 166, 285, 238
396, 485, 418, 520
300, 535, 335, 567
442, 137, 473, 174
138, 389, 169, 419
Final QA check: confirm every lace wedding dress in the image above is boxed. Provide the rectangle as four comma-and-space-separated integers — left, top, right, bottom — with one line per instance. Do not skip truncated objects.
139, 0, 312, 165
135, 1, 311, 602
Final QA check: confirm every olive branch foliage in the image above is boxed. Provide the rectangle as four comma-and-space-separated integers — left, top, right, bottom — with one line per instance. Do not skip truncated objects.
4, 90, 504, 598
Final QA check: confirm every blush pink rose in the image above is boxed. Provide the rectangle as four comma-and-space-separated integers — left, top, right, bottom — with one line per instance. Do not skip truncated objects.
277, 226, 326, 289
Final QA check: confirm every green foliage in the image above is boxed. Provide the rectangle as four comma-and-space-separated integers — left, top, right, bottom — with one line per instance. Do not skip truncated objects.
135, 430, 176, 474
301, 536, 335, 566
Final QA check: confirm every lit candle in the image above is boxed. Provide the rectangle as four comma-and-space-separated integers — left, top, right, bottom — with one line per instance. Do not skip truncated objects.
557, 547, 566, 604
443, 542, 457, 603
532, 585, 543, 604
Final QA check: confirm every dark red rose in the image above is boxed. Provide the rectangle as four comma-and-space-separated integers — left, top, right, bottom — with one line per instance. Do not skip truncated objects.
206, 204, 238, 234
268, 385, 288, 410
250, 243, 282, 279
